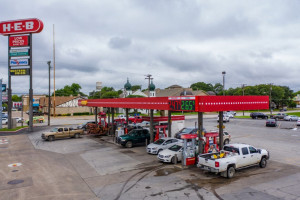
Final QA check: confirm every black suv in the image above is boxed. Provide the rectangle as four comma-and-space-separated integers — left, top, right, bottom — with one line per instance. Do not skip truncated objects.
250, 112, 268, 119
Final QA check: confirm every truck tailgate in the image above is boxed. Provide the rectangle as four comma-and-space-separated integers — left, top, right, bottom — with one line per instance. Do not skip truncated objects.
197, 155, 220, 173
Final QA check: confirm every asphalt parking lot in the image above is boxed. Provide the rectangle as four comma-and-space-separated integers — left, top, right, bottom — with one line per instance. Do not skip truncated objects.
0, 117, 300, 200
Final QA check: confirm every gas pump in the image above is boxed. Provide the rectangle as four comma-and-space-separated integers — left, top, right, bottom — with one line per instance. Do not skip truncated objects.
203, 132, 220, 153
98, 112, 107, 127
154, 125, 167, 141
181, 134, 197, 166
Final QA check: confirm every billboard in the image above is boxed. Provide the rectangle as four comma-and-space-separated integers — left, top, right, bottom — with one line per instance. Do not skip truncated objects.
1, 84, 6, 92
0, 18, 43, 35
10, 59, 29, 66
9, 35, 29, 47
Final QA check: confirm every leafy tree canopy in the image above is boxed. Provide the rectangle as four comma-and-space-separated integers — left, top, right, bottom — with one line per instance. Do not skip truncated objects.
12, 95, 21, 102
53, 83, 86, 97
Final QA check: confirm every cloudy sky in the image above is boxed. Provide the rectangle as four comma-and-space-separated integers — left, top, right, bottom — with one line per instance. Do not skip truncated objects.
1, 0, 300, 95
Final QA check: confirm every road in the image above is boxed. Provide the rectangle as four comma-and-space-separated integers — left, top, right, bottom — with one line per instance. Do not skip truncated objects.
0, 116, 299, 200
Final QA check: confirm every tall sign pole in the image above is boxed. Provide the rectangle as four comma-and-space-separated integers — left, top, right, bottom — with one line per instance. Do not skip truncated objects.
53, 24, 56, 117
0, 18, 44, 130
7, 35, 12, 129
0, 79, 2, 129
29, 33, 33, 131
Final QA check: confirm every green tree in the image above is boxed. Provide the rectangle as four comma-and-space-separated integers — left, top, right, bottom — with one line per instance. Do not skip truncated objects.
131, 85, 141, 91
127, 95, 145, 98
12, 95, 21, 102
190, 82, 214, 91
53, 83, 85, 96
101, 91, 119, 98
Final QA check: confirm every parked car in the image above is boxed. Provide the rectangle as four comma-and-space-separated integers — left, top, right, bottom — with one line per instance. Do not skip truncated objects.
117, 129, 150, 148
270, 113, 287, 120
26, 116, 44, 125
226, 111, 236, 117
250, 112, 268, 119
136, 121, 150, 127
197, 143, 269, 178
42, 127, 83, 141
284, 115, 298, 121
147, 137, 182, 155
2, 118, 8, 125
157, 144, 183, 163
14, 117, 24, 123
266, 119, 277, 127
217, 114, 230, 122
77, 121, 96, 131
297, 119, 300, 126
1, 112, 8, 118
25, 110, 43, 116
174, 127, 199, 139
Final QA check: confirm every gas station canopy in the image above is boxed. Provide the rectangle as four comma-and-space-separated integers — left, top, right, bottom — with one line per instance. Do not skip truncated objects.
79, 96, 269, 112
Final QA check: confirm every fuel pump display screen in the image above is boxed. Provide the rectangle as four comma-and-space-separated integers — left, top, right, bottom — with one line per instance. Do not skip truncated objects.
169, 100, 195, 111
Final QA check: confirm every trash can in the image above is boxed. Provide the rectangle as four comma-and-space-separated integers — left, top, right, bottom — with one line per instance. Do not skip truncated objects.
11, 118, 17, 129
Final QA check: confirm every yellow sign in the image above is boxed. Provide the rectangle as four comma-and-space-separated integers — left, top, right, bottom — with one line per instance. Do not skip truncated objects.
217, 125, 225, 129
81, 100, 87, 106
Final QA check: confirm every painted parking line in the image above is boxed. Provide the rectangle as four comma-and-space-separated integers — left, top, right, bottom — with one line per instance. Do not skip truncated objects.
8, 163, 22, 167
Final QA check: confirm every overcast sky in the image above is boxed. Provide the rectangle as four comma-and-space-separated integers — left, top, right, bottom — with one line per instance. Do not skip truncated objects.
1, 0, 300, 95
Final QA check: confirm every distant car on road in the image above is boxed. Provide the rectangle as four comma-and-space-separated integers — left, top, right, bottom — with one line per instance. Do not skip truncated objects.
217, 114, 230, 122
174, 127, 198, 139
270, 113, 288, 120
297, 119, 300, 126
266, 119, 277, 127
2, 118, 8, 125
226, 111, 236, 117
284, 115, 298, 121
13, 117, 24, 123
250, 112, 268, 119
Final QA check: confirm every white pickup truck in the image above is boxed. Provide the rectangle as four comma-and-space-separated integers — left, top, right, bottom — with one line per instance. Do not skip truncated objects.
197, 143, 269, 178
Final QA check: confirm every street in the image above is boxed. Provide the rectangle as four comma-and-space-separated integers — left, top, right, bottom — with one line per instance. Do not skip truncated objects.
0, 117, 299, 200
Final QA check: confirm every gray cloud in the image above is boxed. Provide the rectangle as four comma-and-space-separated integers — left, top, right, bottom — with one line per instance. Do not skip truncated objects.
1, 0, 300, 95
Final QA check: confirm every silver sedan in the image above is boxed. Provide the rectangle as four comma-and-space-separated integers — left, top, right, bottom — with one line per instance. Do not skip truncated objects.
284, 115, 299, 121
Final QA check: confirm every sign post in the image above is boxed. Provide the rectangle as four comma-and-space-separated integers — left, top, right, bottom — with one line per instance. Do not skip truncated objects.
1, 18, 43, 130
0, 79, 2, 129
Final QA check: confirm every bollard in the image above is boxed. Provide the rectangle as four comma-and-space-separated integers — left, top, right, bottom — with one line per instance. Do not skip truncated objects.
174, 154, 178, 164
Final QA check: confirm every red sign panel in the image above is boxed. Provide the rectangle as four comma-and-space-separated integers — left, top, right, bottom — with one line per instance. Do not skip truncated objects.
196, 96, 269, 112
9, 35, 28, 46
0, 18, 43, 35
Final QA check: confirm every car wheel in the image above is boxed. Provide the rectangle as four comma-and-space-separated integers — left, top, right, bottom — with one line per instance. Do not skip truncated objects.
48, 135, 55, 142
157, 149, 162, 155
259, 157, 267, 168
224, 139, 229, 145
171, 156, 175, 164
289, 119, 292, 121
255, 116, 258, 119
265, 116, 268, 119
125, 141, 133, 148
74, 133, 80, 139
227, 166, 235, 179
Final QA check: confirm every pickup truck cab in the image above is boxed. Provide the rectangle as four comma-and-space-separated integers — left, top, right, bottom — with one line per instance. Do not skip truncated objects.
42, 127, 84, 141
117, 129, 150, 148
197, 143, 269, 178
270, 113, 287, 120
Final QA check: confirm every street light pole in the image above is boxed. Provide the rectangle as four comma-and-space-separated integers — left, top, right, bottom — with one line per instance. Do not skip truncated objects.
47, 61, 51, 126
269, 83, 273, 115
145, 74, 153, 97
222, 71, 226, 96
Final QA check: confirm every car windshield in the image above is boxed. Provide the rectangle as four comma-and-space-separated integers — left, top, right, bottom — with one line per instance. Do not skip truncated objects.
51, 128, 58, 132
154, 139, 165, 145
223, 146, 240, 154
180, 128, 194, 133
169, 144, 182, 152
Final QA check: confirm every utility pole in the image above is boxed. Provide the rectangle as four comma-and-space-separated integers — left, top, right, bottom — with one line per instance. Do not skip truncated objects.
144, 74, 153, 97
241, 84, 247, 116
47, 61, 51, 126
222, 71, 226, 96
0, 78, 2, 129
53, 24, 56, 117
269, 83, 273, 115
